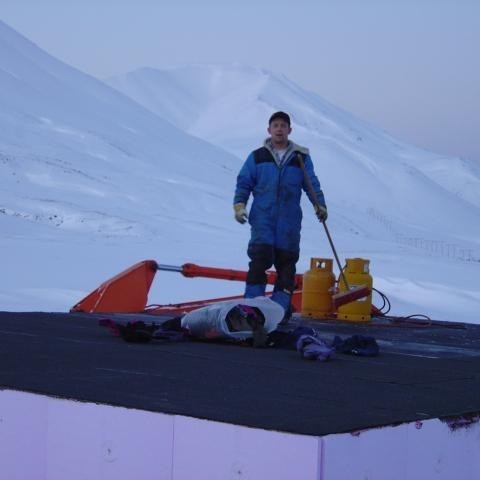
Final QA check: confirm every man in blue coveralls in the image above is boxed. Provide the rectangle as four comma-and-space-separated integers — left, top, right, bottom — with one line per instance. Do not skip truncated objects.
233, 111, 328, 313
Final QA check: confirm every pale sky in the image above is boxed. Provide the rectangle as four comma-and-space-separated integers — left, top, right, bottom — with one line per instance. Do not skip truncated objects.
2, 0, 479, 163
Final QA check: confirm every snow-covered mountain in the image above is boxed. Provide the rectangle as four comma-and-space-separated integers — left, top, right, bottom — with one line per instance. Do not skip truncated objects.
107, 64, 480, 212
1, 20, 479, 322
0, 23, 242, 238
0, 20, 244, 309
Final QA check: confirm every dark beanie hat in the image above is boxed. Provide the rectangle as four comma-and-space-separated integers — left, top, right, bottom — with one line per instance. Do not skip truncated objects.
269, 111, 291, 125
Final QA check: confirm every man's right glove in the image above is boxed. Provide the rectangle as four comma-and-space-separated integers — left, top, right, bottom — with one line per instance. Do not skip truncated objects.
234, 203, 248, 224
314, 204, 328, 222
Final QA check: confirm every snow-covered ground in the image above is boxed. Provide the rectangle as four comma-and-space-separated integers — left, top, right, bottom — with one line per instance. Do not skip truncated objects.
1, 21, 479, 323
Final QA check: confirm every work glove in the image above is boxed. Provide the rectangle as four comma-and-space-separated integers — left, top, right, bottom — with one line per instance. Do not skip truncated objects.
314, 204, 328, 222
234, 203, 248, 224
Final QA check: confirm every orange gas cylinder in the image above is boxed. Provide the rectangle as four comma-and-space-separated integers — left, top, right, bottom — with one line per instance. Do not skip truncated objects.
336, 258, 373, 322
301, 258, 335, 318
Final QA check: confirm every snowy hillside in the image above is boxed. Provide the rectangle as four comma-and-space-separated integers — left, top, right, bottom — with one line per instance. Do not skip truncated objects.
0, 21, 243, 309
108, 65, 480, 212
1, 20, 479, 323
0, 24, 240, 234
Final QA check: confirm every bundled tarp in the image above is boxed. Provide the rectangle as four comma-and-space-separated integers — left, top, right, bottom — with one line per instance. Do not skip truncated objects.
99, 296, 285, 347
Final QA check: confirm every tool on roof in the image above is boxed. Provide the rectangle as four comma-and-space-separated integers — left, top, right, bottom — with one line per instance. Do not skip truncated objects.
71, 261, 303, 314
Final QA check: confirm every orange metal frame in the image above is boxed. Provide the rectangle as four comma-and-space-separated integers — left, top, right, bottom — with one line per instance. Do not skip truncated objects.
71, 260, 303, 315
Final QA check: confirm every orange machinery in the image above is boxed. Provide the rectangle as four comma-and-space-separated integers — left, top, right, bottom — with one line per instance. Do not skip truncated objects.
70, 260, 304, 315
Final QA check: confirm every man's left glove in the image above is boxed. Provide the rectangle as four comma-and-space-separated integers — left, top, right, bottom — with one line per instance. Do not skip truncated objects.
234, 203, 248, 224
314, 204, 328, 222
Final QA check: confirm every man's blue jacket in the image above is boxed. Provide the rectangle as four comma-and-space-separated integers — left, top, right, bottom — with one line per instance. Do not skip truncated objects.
234, 141, 326, 252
